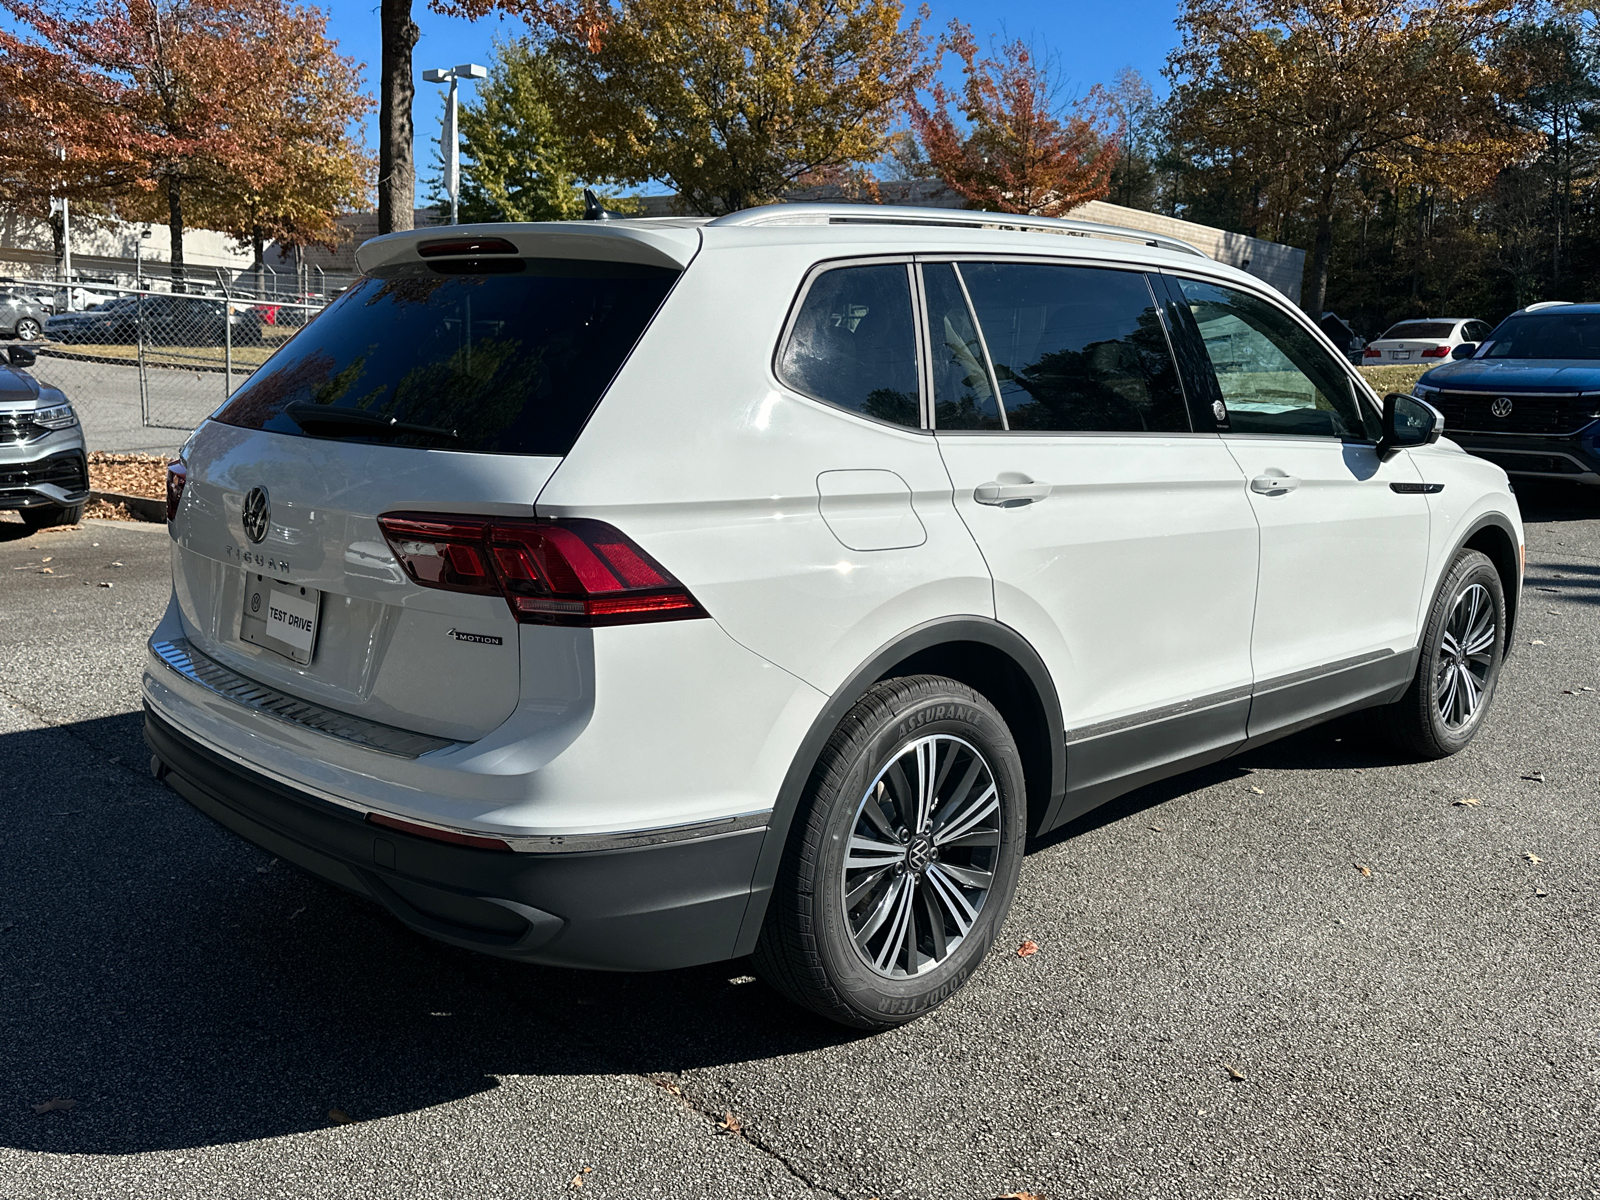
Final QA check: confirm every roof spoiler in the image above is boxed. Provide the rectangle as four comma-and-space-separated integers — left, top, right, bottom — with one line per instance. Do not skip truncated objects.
709, 203, 1210, 260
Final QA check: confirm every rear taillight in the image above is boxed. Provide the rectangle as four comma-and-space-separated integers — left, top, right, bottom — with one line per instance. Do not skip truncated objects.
1421, 345, 1450, 358
166, 460, 187, 521
377, 512, 708, 627
1363, 347, 1381, 358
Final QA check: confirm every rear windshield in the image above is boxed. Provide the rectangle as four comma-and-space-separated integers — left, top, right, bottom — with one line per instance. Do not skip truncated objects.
1381, 321, 1457, 340
212, 259, 679, 455
1483, 311, 1600, 360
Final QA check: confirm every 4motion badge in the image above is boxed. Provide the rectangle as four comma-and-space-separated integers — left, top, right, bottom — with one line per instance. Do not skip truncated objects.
448, 628, 504, 646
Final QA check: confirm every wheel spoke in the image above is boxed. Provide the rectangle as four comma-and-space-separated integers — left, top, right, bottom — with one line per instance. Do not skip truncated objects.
845, 864, 894, 910
1458, 663, 1482, 718
857, 786, 900, 842
930, 755, 984, 833
1437, 668, 1459, 724
1440, 631, 1461, 658
846, 834, 903, 870
918, 879, 948, 961
884, 760, 918, 832
925, 864, 979, 935
872, 877, 917, 973
854, 873, 908, 949
915, 738, 938, 834
938, 828, 1001, 850
1462, 616, 1495, 656
934, 860, 994, 890
933, 783, 998, 847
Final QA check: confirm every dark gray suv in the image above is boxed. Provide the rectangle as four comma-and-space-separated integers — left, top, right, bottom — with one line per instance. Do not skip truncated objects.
0, 345, 88, 527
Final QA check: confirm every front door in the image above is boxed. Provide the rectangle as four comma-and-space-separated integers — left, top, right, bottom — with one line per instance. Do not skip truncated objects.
925, 259, 1261, 824
1161, 275, 1432, 742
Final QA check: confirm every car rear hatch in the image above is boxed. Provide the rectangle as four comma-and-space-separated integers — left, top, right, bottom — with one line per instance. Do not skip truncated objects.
166, 221, 699, 744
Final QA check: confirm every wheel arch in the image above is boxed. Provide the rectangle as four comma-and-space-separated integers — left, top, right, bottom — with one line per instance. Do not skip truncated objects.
732, 617, 1064, 957
1442, 512, 1522, 654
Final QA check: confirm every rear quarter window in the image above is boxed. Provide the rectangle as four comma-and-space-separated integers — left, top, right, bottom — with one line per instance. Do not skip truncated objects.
212, 259, 680, 456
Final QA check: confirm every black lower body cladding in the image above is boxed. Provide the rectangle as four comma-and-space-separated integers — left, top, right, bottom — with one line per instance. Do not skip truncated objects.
143, 707, 765, 971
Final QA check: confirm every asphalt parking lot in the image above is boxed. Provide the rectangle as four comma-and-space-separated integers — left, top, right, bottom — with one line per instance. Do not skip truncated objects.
1, 488, 1597, 1200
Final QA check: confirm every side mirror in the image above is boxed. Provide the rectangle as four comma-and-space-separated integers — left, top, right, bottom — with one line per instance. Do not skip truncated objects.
6, 344, 37, 368
1450, 342, 1478, 360
1377, 392, 1443, 460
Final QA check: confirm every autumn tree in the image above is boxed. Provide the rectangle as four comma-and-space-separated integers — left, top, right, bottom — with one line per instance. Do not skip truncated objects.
907, 22, 1120, 217
0, 0, 368, 290
532, 0, 929, 216
1165, 0, 1539, 316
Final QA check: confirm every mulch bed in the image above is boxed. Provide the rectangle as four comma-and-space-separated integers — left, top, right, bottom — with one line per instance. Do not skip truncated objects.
87, 452, 168, 500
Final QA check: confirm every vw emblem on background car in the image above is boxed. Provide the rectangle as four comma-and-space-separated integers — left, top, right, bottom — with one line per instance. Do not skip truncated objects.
242, 487, 271, 543
1492, 397, 1514, 418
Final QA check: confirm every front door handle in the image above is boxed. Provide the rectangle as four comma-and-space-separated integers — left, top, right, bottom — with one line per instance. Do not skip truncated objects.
1250, 474, 1300, 495
974, 480, 1052, 506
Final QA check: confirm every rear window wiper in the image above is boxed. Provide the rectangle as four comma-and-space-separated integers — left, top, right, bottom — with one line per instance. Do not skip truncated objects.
284, 402, 459, 443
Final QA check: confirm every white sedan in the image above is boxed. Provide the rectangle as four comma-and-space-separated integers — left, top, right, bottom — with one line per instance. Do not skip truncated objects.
1364, 317, 1494, 364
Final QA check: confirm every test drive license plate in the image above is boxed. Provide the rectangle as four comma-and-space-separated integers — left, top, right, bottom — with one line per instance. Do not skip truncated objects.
240, 574, 321, 665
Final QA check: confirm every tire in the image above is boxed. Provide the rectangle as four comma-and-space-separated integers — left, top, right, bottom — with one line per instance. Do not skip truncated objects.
21, 503, 83, 529
753, 675, 1027, 1029
14, 318, 40, 341
1379, 548, 1506, 759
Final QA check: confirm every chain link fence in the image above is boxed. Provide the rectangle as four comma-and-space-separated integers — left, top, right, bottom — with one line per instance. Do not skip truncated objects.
0, 261, 349, 450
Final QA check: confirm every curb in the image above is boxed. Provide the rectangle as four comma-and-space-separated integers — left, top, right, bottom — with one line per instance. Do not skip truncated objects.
89, 489, 166, 523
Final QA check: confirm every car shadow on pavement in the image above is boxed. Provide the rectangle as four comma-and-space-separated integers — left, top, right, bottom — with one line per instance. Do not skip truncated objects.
0, 712, 860, 1157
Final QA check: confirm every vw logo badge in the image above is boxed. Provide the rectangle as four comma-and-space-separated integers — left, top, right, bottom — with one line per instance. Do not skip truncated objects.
241, 486, 271, 544
1491, 397, 1514, 418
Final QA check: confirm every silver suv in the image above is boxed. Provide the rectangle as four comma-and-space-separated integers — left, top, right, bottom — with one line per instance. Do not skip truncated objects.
146, 206, 1523, 1028
0, 344, 87, 527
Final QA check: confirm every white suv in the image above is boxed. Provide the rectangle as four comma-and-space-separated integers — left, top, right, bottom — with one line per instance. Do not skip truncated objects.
145, 206, 1523, 1028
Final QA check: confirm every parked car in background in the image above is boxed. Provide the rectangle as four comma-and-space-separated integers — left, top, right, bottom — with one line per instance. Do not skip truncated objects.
1414, 301, 1600, 486
45, 294, 264, 346
146, 206, 1522, 1030
1318, 312, 1366, 364
0, 289, 50, 341
1364, 318, 1493, 365
0, 344, 87, 527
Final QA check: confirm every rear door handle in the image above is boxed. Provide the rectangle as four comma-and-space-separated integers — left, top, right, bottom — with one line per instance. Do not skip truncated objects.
1250, 474, 1300, 495
974, 480, 1052, 506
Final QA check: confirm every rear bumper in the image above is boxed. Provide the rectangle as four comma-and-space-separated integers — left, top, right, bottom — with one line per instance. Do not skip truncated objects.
144, 706, 764, 971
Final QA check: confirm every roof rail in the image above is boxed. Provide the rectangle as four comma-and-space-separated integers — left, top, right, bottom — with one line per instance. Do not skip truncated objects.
708, 203, 1210, 260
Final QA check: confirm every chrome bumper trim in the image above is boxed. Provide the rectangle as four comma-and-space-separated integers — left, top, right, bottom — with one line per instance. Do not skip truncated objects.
151, 636, 455, 759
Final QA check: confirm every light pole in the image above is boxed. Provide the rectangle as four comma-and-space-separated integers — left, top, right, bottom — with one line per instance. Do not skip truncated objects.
135, 226, 152, 288
422, 63, 487, 225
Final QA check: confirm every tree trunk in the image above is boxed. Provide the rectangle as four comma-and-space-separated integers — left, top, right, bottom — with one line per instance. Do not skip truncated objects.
378, 0, 420, 235
252, 223, 265, 299
1305, 206, 1334, 316
167, 174, 186, 294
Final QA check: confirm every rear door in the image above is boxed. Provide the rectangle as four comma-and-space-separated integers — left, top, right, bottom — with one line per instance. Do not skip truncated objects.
1159, 274, 1431, 741
928, 258, 1260, 823
170, 255, 681, 742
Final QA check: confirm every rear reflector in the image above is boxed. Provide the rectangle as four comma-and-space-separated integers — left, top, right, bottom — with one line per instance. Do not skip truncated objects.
367, 811, 512, 851
417, 236, 518, 258
377, 512, 709, 627
166, 460, 187, 521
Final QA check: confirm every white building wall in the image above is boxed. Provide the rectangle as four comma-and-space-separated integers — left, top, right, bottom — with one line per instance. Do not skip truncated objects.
0, 212, 253, 271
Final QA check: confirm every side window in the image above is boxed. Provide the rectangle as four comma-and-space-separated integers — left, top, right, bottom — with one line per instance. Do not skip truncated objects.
922, 263, 1003, 430
957, 263, 1190, 433
777, 264, 920, 428
1466, 321, 1492, 343
1177, 278, 1376, 440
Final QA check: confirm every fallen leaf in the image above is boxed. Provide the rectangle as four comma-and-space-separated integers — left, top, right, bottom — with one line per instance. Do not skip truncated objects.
1224, 1063, 1246, 1082
569, 1166, 593, 1189
32, 1098, 75, 1114
1522, 772, 1546, 783
996, 1193, 1047, 1200
110, 561, 123, 568
717, 1111, 742, 1135
37, 567, 52, 574
1562, 689, 1576, 695
97, 581, 113, 589
327, 1108, 356, 1125
1531, 639, 1546, 645
1017, 940, 1040, 958
1453, 798, 1482, 807
1249, 786, 1264, 795
1535, 888, 1548, 898
1354, 863, 1373, 878
1524, 852, 1543, 864
40, 556, 50, 563
1148, 824, 1165, 832
1583, 687, 1595, 692
256, 858, 278, 874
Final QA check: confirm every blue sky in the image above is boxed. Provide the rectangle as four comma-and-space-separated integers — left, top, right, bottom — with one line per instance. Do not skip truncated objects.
322, 0, 1184, 200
